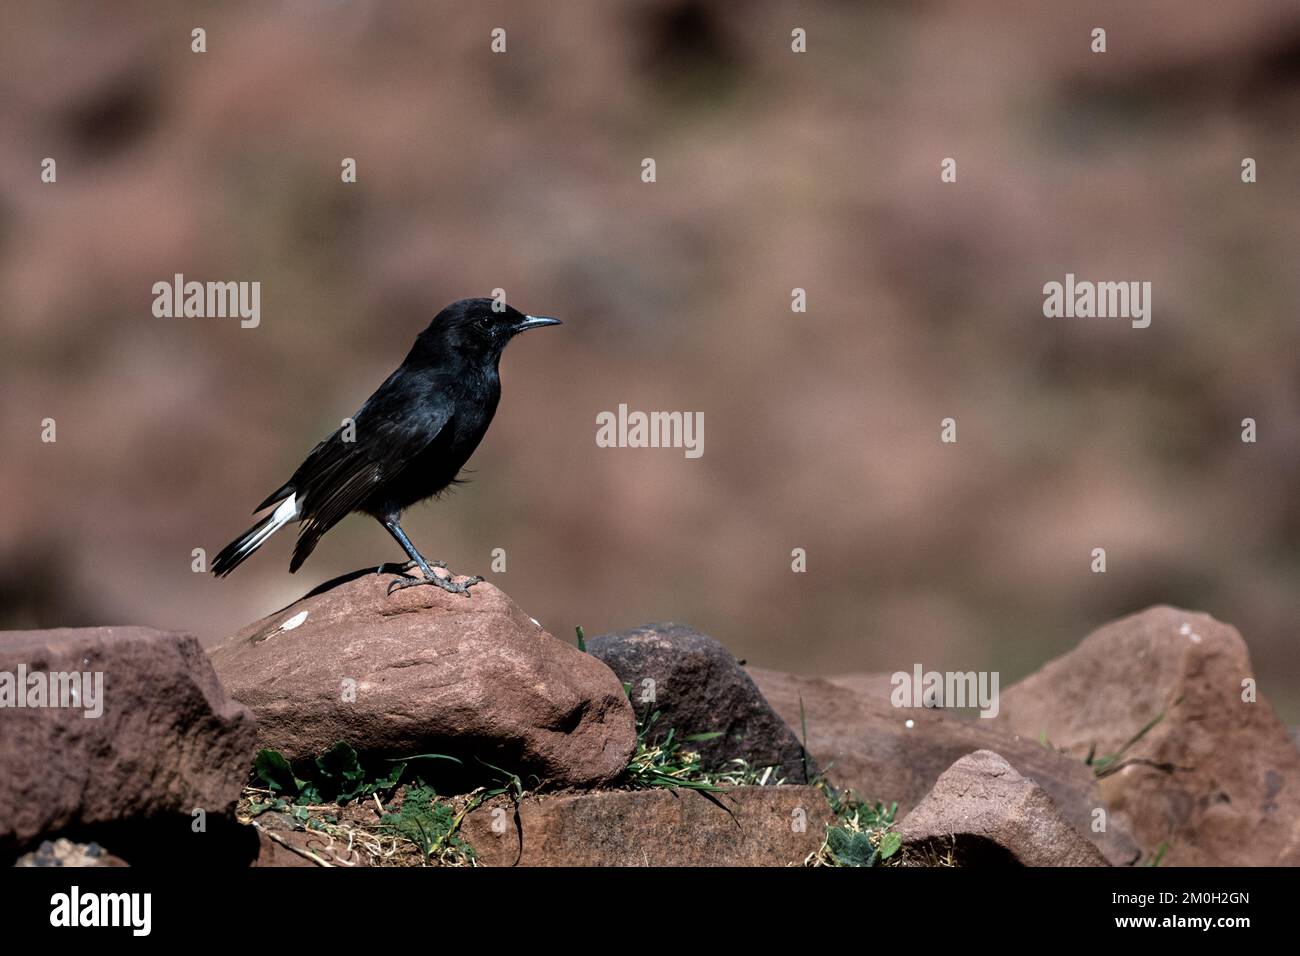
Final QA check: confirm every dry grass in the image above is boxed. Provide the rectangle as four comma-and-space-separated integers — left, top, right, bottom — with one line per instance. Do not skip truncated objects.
238, 785, 482, 867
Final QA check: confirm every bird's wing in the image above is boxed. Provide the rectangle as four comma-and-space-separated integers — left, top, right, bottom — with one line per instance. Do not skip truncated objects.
286, 373, 456, 571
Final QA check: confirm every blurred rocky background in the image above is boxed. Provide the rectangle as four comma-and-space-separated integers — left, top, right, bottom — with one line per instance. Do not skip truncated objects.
1, 0, 1297, 719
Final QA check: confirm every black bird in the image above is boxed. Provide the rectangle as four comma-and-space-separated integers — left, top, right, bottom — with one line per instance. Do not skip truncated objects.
211, 297, 561, 595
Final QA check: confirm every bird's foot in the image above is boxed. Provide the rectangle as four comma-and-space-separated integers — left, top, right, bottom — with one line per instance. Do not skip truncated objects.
386, 566, 482, 597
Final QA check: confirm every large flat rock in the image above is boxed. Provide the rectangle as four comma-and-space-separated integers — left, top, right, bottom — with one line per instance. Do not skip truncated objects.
462, 785, 831, 866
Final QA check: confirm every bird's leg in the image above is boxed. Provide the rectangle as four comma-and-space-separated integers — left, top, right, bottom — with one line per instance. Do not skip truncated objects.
376, 559, 443, 575
380, 517, 481, 597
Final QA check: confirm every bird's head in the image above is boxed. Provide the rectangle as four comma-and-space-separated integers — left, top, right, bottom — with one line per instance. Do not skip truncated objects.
423, 297, 561, 358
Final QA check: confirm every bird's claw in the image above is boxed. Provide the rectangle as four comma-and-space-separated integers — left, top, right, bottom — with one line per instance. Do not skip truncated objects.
386, 570, 482, 597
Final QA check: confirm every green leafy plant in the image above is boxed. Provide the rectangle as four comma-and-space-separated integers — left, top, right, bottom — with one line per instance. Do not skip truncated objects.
252, 749, 308, 799
245, 742, 528, 866
252, 742, 456, 805
807, 765, 900, 867
378, 784, 473, 863
826, 825, 878, 867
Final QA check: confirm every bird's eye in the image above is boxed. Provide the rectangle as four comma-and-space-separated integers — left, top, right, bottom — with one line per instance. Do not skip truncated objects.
475, 316, 492, 331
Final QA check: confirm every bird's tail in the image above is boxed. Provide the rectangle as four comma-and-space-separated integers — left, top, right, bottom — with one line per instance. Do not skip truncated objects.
212, 493, 299, 577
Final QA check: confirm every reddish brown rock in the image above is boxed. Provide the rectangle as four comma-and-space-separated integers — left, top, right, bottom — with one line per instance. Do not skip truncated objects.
750, 667, 1139, 865
462, 785, 831, 866
897, 750, 1109, 866
0, 627, 257, 854
209, 569, 636, 789
251, 829, 319, 868
996, 606, 1300, 866
588, 623, 816, 782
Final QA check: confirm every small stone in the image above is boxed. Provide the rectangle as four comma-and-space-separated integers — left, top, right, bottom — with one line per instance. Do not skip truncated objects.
896, 750, 1109, 867
588, 623, 816, 782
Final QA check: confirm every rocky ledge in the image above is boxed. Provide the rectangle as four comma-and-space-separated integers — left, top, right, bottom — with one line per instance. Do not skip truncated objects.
2, 582, 1296, 867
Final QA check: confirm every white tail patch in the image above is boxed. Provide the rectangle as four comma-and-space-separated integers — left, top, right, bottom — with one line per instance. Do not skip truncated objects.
272, 493, 300, 524
237, 494, 299, 560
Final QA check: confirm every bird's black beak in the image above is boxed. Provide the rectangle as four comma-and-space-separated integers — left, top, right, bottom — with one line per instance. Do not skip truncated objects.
514, 315, 562, 334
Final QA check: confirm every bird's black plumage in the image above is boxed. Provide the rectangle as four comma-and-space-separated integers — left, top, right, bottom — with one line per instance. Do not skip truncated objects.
212, 297, 560, 594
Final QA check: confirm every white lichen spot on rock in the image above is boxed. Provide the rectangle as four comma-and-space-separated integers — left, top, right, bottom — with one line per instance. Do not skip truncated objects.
1179, 622, 1202, 643
280, 611, 309, 632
